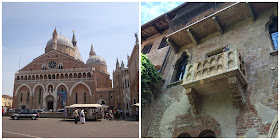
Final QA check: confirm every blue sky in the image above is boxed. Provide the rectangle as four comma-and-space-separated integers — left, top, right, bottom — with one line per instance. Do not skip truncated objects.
2, 2, 139, 96
141, 2, 184, 25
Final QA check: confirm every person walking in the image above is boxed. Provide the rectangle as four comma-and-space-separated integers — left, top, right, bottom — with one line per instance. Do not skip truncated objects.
74, 109, 79, 124
80, 109, 85, 124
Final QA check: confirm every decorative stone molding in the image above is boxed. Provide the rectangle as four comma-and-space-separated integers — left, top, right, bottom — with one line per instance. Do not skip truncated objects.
182, 49, 247, 113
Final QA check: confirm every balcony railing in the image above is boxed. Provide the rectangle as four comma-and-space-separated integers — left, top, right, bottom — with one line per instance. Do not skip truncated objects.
15, 67, 94, 75
182, 49, 247, 114
15, 78, 92, 83
182, 49, 246, 88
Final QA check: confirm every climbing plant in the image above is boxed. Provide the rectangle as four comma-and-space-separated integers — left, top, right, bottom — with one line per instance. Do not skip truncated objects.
141, 54, 162, 106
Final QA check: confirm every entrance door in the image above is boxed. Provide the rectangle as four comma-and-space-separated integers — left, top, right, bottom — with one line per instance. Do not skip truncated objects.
21, 105, 26, 110
47, 101, 53, 110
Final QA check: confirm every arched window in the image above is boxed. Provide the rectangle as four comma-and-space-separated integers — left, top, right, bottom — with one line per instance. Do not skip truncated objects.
142, 44, 153, 54
27, 92, 29, 102
158, 37, 168, 49
75, 93, 78, 104
42, 64, 47, 70
20, 92, 23, 102
175, 55, 188, 81
128, 80, 129, 87
269, 16, 278, 50
84, 92, 86, 103
58, 64, 63, 69
39, 88, 41, 104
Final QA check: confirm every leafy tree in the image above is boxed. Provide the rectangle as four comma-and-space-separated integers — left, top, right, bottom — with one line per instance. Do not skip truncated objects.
141, 54, 162, 106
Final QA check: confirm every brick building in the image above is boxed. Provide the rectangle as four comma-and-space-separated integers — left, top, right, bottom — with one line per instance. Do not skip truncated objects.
2, 95, 13, 109
12, 29, 114, 111
141, 2, 278, 138
113, 33, 139, 117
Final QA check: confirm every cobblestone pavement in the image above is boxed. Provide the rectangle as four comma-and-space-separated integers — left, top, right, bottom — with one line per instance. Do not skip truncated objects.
2, 116, 139, 138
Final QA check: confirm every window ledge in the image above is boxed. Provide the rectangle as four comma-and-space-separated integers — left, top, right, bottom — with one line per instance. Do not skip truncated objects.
167, 80, 183, 88
270, 50, 278, 56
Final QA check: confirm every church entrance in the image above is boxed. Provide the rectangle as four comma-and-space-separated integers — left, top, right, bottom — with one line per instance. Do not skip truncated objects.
47, 101, 53, 110
21, 105, 26, 110
45, 95, 54, 110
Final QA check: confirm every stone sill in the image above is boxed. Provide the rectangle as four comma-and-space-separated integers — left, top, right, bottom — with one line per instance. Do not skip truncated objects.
270, 50, 278, 56
167, 80, 183, 88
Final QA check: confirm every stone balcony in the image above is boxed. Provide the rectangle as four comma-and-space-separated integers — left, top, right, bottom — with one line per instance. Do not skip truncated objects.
182, 49, 247, 114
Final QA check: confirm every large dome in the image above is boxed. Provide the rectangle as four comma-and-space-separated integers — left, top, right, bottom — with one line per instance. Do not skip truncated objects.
46, 36, 74, 48
86, 55, 107, 66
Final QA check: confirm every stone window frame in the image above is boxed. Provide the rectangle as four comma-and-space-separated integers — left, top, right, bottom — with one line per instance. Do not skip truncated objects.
42, 64, 47, 70
142, 43, 153, 54
169, 49, 192, 84
58, 63, 63, 69
158, 37, 168, 50
265, 11, 278, 56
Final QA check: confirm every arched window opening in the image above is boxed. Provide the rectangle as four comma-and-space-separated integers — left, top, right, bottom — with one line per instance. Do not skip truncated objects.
84, 92, 86, 103
20, 92, 23, 102
142, 43, 153, 54
42, 65, 47, 70
27, 92, 29, 102
198, 130, 216, 138
269, 16, 278, 50
177, 133, 192, 138
175, 55, 188, 81
158, 37, 168, 49
75, 93, 78, 104
39, 88, 41, 104
58, 64, 63, 69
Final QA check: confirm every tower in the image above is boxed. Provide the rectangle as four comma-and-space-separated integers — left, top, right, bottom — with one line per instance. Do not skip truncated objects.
52, 28, 58, 50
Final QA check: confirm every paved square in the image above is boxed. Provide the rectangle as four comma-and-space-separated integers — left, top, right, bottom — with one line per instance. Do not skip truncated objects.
2, 117, 139, 138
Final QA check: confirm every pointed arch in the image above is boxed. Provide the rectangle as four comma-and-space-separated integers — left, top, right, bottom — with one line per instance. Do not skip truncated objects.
15, 84, 32, 96
69, 81, 92, 96
32, 84, 46, 96
55, 83, 69, 92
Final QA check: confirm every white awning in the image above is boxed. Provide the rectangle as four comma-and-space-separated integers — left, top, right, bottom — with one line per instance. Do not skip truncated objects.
69, 104, 103, 108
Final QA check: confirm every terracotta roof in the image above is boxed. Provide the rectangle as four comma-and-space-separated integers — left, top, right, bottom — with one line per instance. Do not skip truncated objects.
2, 95, 13, 99
96, 88, 114, 92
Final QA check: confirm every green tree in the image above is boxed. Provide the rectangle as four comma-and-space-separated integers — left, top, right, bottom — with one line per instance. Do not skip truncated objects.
141, 54, 162, 106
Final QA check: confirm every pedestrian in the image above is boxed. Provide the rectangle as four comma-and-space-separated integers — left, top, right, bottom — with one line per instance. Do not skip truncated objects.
126, 110, 129, 116
74, 109, 79, 124
80, 109, 85, 124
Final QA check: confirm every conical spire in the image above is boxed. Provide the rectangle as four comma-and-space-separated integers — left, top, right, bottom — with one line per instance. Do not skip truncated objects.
72, 30, 77, 46
121, 60, 125, 70
52, 28, 58, 39
89, 44, 96, 57
116, 58, 119, 68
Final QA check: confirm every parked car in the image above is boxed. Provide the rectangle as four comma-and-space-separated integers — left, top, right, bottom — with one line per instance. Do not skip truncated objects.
35, 109, 46, 113
57, 109, 64, 112
11, 110, 39, 120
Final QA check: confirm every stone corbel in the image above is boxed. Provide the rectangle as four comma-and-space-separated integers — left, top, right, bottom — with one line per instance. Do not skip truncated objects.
228, 76, 246, 108
186, 88, 202, 114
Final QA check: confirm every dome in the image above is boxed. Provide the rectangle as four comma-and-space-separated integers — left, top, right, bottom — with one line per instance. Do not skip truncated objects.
46, 36, 74, 48
86, 55, 107, 66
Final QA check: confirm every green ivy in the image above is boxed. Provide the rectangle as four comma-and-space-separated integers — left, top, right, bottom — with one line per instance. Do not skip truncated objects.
141, 54, 162, 106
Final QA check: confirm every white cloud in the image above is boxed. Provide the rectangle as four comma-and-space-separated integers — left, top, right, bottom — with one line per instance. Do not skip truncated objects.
141, 2, 183, 25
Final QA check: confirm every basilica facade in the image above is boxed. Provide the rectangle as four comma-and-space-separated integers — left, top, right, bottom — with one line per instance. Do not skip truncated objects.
12, 29, 114, 111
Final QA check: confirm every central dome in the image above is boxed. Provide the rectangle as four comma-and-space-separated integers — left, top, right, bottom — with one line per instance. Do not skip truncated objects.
46, 36, 74, 48
86, 55, 107, 66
